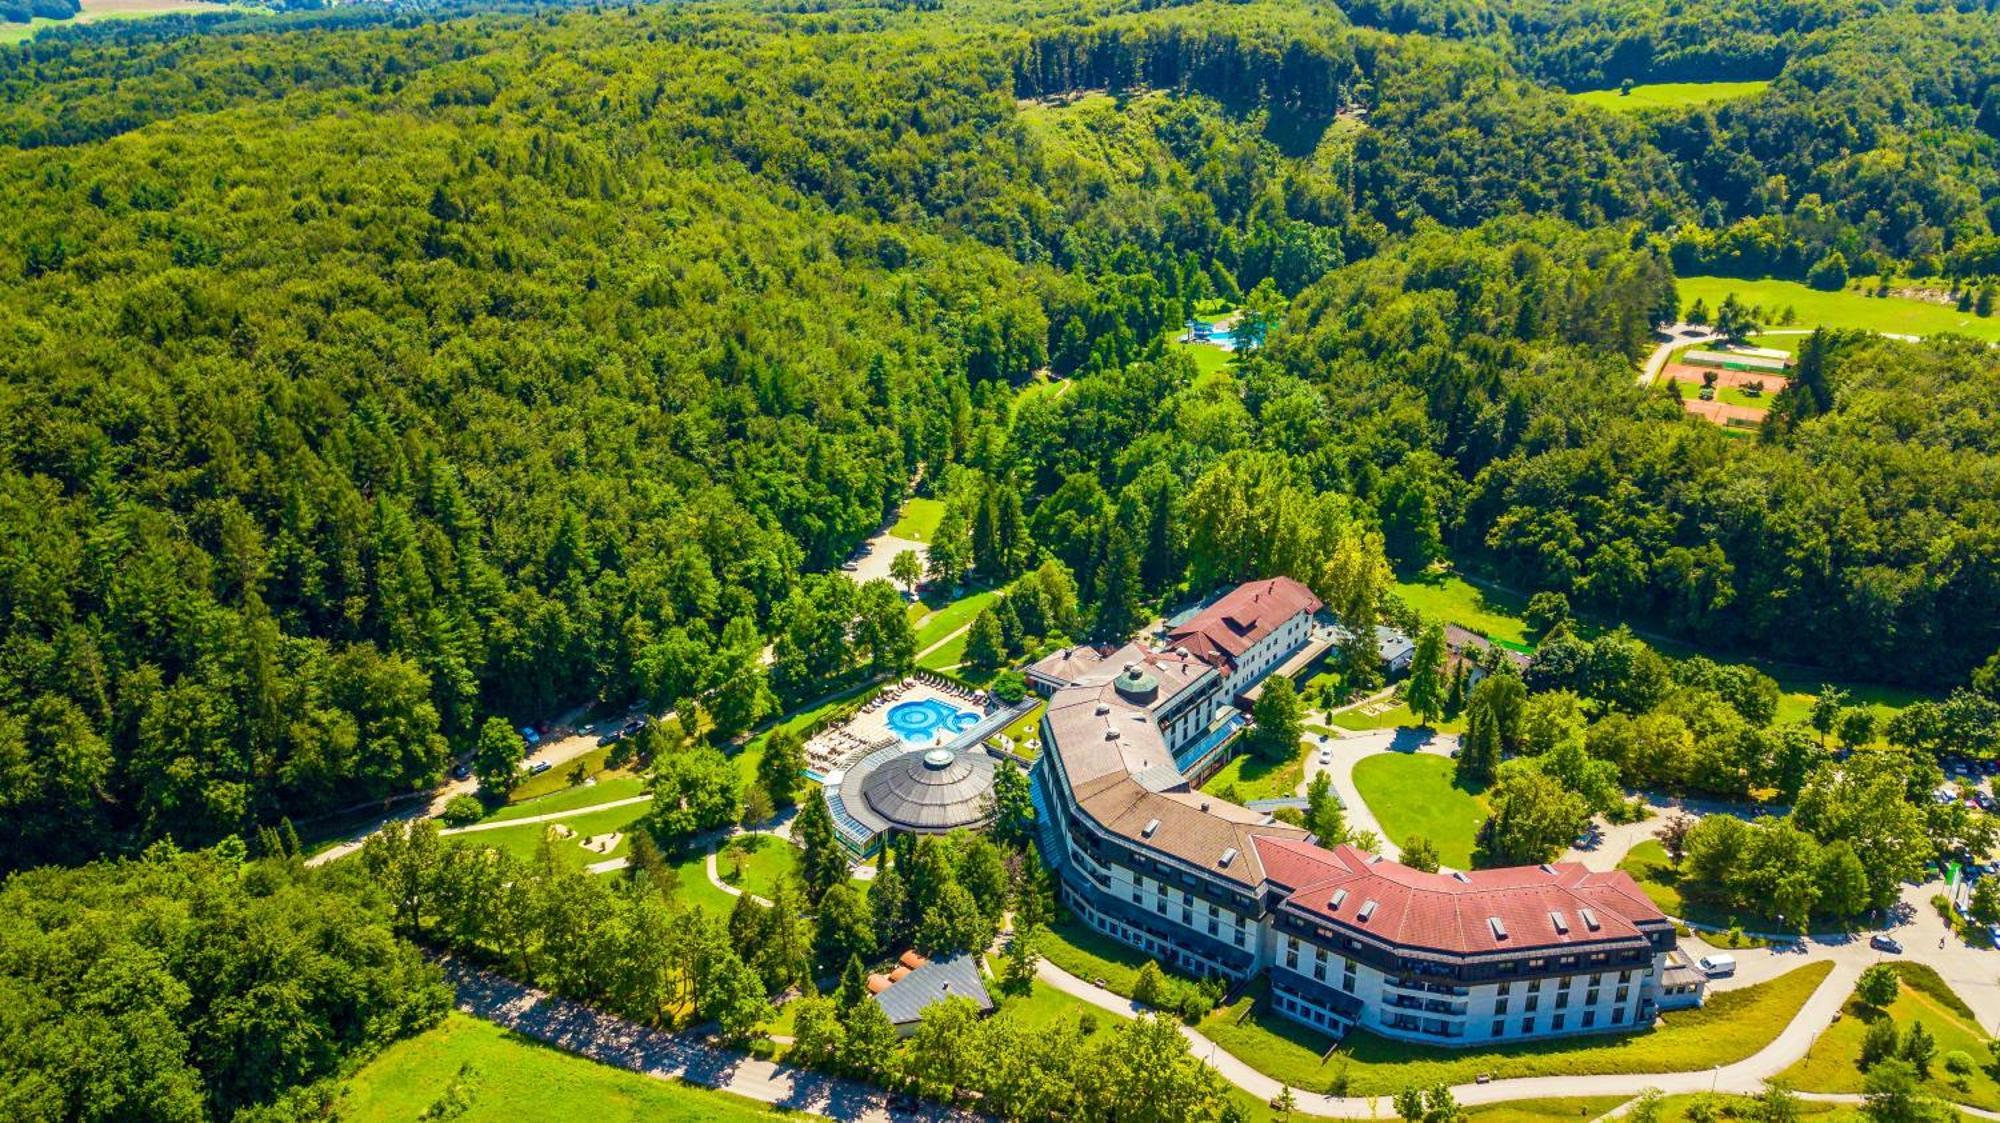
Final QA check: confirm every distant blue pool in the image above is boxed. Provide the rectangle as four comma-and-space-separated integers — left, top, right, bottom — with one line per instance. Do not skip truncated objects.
885, 698, 981, 746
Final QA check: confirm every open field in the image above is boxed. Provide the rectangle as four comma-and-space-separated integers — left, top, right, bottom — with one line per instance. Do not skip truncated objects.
887, 496, 946, 541
1572, 80, 1769, 112
1352, 752, 1487, 868
1778, 963, 1999, 1109
0, 0, 235, 42
912, 586, 999, 650
1391, 571, 1534, 648
1679, 276, 2000, 341
1216, 961, 1831, 1095
336, 1012, 786, 1122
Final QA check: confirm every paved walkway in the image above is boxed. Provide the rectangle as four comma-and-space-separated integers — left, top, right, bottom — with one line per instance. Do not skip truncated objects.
1638, 326, 1722, 387
443, 958, 957, 1123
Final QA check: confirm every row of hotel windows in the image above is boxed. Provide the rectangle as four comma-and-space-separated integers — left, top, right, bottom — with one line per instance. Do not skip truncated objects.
1068, 887, 1239, 978
1493, 1006, 1626, 1036
1133, 872, 1249, 947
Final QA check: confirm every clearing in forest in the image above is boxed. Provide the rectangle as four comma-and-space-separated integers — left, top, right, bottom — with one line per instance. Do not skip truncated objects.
1571, 80, 1769, 112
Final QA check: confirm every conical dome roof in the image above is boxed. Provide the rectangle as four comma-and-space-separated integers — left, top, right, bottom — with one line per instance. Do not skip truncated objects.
859, 746, 997, 832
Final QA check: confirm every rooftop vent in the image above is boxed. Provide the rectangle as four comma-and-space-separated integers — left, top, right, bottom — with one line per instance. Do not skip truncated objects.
1489, 916, 1509, 940
1105, 728, 1121, 741
1356, 899, 1378, 923
1538, 864, 1559, 876
1549, 911, 1569, 934
1579, 908, 1600, 931
1219, 847, 1238, 868
1095, 703, 1111, 716
1451, 870, 1472, 883
1199, 801, 1211, 812
1142, 818, 1160, 838
1330, 888, 1348, 909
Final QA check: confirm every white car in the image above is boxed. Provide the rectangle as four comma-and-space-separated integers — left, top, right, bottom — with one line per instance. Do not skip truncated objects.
1318, 749, 1331, 765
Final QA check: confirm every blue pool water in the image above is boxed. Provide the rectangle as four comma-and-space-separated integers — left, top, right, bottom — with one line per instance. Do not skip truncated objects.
885, 698, 981, 746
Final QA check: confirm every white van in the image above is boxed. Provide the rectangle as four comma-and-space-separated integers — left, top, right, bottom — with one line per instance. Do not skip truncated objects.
1698, 954, 1737, 977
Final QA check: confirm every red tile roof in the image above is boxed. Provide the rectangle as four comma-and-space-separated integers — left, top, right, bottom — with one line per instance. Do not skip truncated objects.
1253, 838, 1667, 955
1166, 577, 1323, 672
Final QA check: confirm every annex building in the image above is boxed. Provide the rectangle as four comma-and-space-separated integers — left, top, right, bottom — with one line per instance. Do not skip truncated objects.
1028, 576, 1698, 1047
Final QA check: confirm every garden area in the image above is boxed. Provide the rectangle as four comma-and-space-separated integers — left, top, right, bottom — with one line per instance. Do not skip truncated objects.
334, 1012, 787, 1122
1200, 962, 1829, 1096
715, 835, 803, 901
1200, 737, 1310, 802
448, 800, 651, 871
1351, 752, 1487, 869
887, 496, 946, 542
1777, 963, 2000, 1109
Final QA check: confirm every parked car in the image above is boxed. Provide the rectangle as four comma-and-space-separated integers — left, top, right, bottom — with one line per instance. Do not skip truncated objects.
1870, 935, 1903, 954
840, 560, 860, 571
451, 761, 472, 780
527, 759, 553, 776
1698, 954, 1736, 976
1318, 749, 1331, 765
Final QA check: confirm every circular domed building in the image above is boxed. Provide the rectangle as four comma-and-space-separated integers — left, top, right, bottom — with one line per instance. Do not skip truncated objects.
826, 743, 998, 855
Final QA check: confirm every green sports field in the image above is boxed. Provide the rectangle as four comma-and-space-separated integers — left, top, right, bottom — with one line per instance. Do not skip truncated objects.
1679, 276, 2000, 342
1572, 80, 1768, 112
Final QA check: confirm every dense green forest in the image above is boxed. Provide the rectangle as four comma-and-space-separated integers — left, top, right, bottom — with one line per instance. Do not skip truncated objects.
5, 0, 2000, 1115
0, 0, 1997, 866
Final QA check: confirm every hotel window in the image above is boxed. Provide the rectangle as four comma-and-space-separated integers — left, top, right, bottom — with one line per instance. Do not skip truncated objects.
1583, 1010, 1597, 1028
1528, 979, 1542, 993
1552, 1014, 1565, 1031
1525, 995, 1538, 1013
1555, 993, 1569, 1010
1314, 960, 1326, 982
1619, 970, 1632, 984
1208, 916, 1219, 937
1521, 1018, 1535, 1034
1497, 982, 1511, 996
1495, 998, 1508, 1015
1587, 988, 1601, 1006
1616, 986, 1630, 1004
1234, 927, 1246, 948
1612, 1007, 1626, 1025
1492, 1021, 1505, 1037
1343, 961, 1356, 993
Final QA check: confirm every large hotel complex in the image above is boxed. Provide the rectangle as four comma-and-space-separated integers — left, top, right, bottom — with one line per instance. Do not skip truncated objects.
1027, 577, 1701, 1047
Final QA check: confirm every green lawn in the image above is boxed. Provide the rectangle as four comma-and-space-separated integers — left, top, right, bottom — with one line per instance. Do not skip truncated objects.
716, 836, 801, 900
1200, 740, 1307, 802
336, 1012, 787, 1122
1679, 276, 2000, 342
991, 972, 1111, 1034
1041, 914, 1159, 997
1652, 1095, 1867, 1123
1771, 679, 1926, 734
1778, 963, 2000, 1109
1713, 384, 1775, 411
1351, 752, 1487, 869
0, 16, 62, 43
450, 801, 651, 868
1331, 696, 1467, 735
1467, 1099, 1637, 1123
1615, 839, 1780, 943
670, 849, 739, 915
992, 700, 1046, 755
1391, 570, 1534, 648
1210, 961, 1831, 1096
912, 587, 1000, 651
1178, 340, 1237, 378
917, 628, 973, 672
1572, 80, 1769, 113
483, 774, 647, 823
888, 497, 947, 541
506, 743, 627, 803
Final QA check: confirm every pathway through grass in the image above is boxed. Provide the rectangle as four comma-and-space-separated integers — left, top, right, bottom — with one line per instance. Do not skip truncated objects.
1352, 751, 1487, 869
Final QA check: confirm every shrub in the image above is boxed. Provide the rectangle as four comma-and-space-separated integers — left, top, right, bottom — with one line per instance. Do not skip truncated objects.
440, 794, 485, 826
1857, 963, 1900, 1009
1945, 1049, 1974, 1076
1860, 1017, 1900, 1068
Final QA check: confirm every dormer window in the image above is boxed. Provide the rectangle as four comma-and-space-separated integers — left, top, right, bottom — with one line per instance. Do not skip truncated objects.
1489, 916, 1509, 940
1549, 911, 1569, 934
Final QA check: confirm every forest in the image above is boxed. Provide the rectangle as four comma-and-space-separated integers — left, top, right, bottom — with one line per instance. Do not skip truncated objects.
2, 0, 2000, 1111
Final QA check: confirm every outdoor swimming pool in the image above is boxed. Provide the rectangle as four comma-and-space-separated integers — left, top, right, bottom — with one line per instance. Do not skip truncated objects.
884, 698, 981, 746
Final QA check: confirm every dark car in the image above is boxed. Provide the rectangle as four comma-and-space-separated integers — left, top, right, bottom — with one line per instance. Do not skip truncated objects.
451, 761, 472, 780
1870, 934, 1903, 954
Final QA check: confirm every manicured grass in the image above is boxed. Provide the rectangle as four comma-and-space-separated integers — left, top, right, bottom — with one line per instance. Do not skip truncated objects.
1778, 963, 2000, 1109
1652, 1095, 1865, 1123
336, 1012, 786, 1122
1391, 571, 1533, 648
670, 849, 739, 915
993, 700, 1046, 756
1041, 914, 1157, 997
1351, 752, 1487, 869
1178, 340, 1238, 378
991, 973, 1111, 1034
716, 836, 801, 900
1311, 962, 1833, 1095
506, 743, 623, 802
912, 587, 1000, 651
1679, 276, 2000, 342
1713, 384, 1775, 411
1572, 80, 1769, 112
1331, 697, 1467, 734
1771, 679, 1925, 734
888, 497, 947, 541
450, 801, 651, 868
917, 628, 973, 672
1468, 1098, 1637, 1123
1200, 740, 1308, 802
483, 774, 647, 823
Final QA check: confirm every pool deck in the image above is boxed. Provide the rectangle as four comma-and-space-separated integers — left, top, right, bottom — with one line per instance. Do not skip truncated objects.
805, 676, 989, 773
